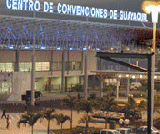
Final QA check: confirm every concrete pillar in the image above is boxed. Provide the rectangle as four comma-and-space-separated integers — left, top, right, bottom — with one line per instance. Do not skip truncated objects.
127, 78, 130, 97
116, 78, 120, 101
84, 52, 88, 100
61, 50, 65, 93
65, 77, 68, 92
15, 50, 19, 72
50, 50, 53, 72
49, 77, 52, 92
81, 50, 84, 74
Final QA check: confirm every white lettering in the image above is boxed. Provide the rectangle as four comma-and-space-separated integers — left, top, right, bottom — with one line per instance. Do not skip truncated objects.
6, 0, 12, 9
57, 3, 61, 13
43, 2, 49, 12
85, 7, 89, 16
67, 5, 72, 14
49, 2, 53, 13
71, 5, 76, 15
76, 6, 81, 15
23, 0, 28, 10
34, 0, 40, 11
12, 0, 17, 10
62, 4, 67, 14
17, 0, 22, 10
91, 7, 95, 17
113, 10, 117, 19
103, 9, 107, 18
110, 10, 114, 19
95, 8, 100, 18
28, 0, 33, 10
120, 10, 123, 20
99, 9, 103, 18
80, 6, 85, 16
137, 12, 142, 21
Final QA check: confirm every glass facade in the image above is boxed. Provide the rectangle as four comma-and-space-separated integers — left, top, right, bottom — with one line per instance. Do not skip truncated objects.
0, 61, 81, 72
0, 63, 14, 72
52, 61, 81, 71
19, 62, 32, 72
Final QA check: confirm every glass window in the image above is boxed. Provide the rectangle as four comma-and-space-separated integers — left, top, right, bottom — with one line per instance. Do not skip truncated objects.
0, 63, 14, 72
36, 62, 50, 71
52, 62, 61, 71
19, 62, 32, 72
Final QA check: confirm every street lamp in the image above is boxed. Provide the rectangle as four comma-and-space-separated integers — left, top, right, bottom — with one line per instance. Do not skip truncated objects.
142, 1, 160, 134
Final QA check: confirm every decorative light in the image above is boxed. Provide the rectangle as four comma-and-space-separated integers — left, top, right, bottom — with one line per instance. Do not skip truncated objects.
126, 74, 129, 77
154, 75, 157, 79
140, 75, 143, 78
119, 74, 121, 78
142, 1, 160, 23
132, 75, 135, 79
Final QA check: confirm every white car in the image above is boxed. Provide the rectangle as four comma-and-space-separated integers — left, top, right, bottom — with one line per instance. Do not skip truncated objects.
116, 128, 134, 134
136, 126, 160, 134
100, 129, 121, 134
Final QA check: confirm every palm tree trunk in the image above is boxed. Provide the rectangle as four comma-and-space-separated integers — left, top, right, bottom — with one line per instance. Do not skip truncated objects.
60, 123, 63, 134
105, 119, 107, 128
31, 125, 33, 134
70, 108, 72, 129
48, 119, 50, 134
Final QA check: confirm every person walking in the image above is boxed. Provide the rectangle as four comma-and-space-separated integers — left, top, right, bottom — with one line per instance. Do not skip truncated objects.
124, 118, 130, 127
1, 108, 6, 119
6, 114, 11, 129
119, 117, 124, 127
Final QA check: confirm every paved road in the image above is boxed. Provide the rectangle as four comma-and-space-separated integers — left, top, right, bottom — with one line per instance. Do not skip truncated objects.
0, 110, 54, 134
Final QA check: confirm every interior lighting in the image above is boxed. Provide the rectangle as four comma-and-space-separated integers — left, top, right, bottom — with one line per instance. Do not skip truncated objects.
96, 48, 100, 51
132, 75, 135, 79
56, 47, 61, 50
126, 74, 129, 77
110, 47, 114, 51
118, 74, 121, 78
83, 47, 87, 50
40, 46, 46, 50
8, 46, 14, 49
154, 75, 157, 79
140, 75, 143, 78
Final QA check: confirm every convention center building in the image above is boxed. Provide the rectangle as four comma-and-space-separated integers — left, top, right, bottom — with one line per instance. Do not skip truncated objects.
0, 0, 160, 101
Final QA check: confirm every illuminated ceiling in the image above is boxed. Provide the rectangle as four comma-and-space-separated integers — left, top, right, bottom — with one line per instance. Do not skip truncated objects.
0, 16, 159, 51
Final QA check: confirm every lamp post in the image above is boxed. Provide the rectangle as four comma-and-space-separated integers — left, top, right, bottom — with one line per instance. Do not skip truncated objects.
142, 1, 160, 133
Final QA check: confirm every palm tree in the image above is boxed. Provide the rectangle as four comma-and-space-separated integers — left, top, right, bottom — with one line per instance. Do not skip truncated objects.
17, 112, 42, 134
43, 108, 56, 134
61, 94, 77, 129
54, 113, 70, 134
77, 100, 93, 129
100, 97, 117, 128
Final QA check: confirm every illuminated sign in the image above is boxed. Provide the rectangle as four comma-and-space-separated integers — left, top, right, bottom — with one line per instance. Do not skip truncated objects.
5, 0, 148, 22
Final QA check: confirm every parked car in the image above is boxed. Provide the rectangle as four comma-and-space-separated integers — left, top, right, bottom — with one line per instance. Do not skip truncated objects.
116, 128, 134, 134
136, 126, 160, 134
100, 129, 121, 134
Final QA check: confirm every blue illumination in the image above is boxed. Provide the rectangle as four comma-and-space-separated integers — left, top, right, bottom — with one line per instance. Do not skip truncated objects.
69, 48, 78, 50
57, 47, 61, 50
96, 48, 100, 51
24, 46, 30, 49
40, 46, 46, 50
69, 48, 73, 50
83, 47, 87, 50
8, 46, 14, 49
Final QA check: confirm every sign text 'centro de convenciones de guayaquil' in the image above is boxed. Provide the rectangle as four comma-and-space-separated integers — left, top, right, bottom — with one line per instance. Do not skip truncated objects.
5, 0, 148, 22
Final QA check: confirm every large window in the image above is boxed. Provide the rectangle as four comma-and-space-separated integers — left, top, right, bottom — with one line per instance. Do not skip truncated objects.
36, 62, 50, 71
19, 62, 32, 72
0, 63, 14, 72
52, 62, 62, 71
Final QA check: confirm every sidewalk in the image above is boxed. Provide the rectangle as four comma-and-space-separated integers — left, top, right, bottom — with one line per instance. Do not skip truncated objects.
0, 112, 54, 134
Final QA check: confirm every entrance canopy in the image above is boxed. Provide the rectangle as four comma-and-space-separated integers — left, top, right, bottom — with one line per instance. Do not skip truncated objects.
0, 15, 159, 51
